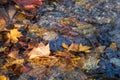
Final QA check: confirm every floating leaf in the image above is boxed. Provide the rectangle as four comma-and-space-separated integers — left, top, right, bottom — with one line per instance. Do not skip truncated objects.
78, 43, 91, 53
29, 42, 50, 59
6, 29, 22, 43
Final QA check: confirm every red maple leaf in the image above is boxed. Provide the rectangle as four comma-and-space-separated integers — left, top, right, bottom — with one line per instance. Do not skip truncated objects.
13, 0, 42, 5
13, 0, 43, 11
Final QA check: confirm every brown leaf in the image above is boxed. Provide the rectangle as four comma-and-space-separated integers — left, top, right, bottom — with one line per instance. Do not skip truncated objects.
29, 42, 50, 59
79, 43, 91, 53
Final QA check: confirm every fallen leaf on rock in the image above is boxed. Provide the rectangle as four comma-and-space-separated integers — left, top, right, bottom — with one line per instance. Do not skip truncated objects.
68, 43, 79, 52
6, 29, 22, 43
0, 74, 9, 80
29, 42, 50, 59
79, 43, 91, 53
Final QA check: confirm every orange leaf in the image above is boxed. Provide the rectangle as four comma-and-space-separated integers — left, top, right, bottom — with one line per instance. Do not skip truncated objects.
68, 43, 79, 52
79, 43, 91, 53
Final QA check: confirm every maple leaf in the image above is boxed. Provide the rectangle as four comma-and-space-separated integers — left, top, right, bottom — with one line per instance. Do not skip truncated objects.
29, 42, 50, 59
6, 29, 22, 43
13, 0, 43, 11
78, 43, 91, 53
68, 43, 79, 52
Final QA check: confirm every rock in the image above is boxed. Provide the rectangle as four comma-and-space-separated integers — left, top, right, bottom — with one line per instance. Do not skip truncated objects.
110, 58, 120, 67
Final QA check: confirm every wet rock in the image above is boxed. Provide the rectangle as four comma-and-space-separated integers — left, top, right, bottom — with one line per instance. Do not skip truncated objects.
72, 23, 96, 37
82, 56, 99, 70
42, 30, 58, 41
110, 58, 120, 67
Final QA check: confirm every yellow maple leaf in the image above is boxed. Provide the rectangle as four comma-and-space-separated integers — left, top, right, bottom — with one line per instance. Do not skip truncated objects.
7, 29, 22, 43
78, 43, 91, 53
